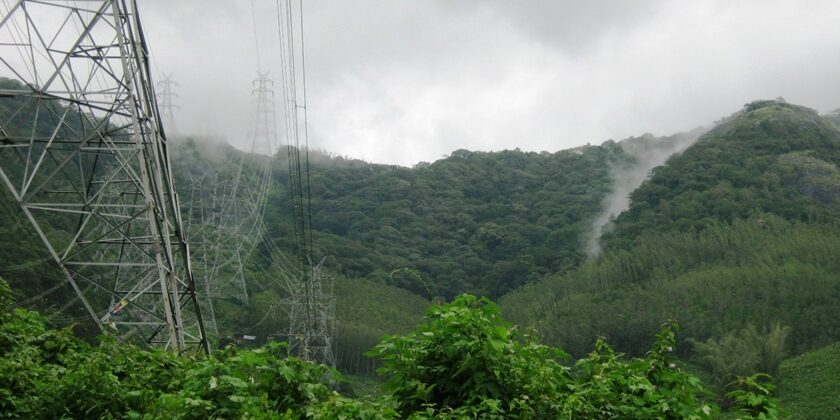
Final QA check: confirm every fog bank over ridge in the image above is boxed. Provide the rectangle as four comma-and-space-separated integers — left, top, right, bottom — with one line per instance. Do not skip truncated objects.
136, 0, 840, 166
585, 129, 706, 256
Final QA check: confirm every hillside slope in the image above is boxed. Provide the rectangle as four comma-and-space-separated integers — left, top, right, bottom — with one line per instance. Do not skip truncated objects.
604, 100, 840, 250
502, 100, 840, 360
6, 88, 840, 392
262, 146, 627, 298
776, 342, 840, 419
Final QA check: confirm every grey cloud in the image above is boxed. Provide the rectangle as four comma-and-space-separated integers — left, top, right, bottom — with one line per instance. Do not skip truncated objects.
455, 0, 667, 54
125, 0, 840, 166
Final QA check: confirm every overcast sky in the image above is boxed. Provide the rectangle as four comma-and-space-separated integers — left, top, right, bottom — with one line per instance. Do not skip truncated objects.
139, 0, 840, 166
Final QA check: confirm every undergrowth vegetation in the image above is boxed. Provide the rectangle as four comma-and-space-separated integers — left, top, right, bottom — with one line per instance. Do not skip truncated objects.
775, 342, 840, 418
1, 278, 781, 419
370, 295, 717, 418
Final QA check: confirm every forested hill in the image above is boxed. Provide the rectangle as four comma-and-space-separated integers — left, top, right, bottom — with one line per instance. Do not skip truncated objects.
5, 89, 840, 413
260, 143, 631, 298
603, 100, 840, 250
501, 99, 840, 369
496, 101, 840, 415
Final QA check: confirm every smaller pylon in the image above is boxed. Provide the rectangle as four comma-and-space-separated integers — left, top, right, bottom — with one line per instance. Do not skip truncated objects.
279, 258, 336, 367
178, 72, 278, 340
157, 74, 180, 135
250, 72, 277, 156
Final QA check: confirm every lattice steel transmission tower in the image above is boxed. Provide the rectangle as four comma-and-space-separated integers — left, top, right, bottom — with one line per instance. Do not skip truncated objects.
181, 72, 276, 337
251, 72, 277, 157
0, 0, 208, 353
156, 73, 179, 135
280, 259, 336, 367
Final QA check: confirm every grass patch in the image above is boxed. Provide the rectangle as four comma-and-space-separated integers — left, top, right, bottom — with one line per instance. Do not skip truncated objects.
776, 342, 840, 419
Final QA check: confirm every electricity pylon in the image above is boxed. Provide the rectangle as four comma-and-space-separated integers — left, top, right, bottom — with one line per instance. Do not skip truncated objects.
281, 259, 336, 367
181, 72, 276, 337
251, 72, 277, 157
156, 74, 179, 135
0, 0, 208, 353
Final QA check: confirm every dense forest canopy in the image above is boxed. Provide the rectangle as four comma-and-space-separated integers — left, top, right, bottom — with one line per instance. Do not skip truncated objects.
252, 135, 712, 299
605, 100, 840, 250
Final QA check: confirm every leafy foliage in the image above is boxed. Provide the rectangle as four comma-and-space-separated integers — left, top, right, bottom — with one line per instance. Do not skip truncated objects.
369, 294, 572, 417
2, 277, 737, 418
370, 294, 718, 418
571, 324, 715, 419
0, 276, 386, 419
725, 374, 784, 419
690, 323, 790, 392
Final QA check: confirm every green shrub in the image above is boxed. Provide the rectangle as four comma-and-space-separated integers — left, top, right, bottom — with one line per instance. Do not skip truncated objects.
0, 278, 736, 419
370, 294, 717, 418
726, 374, 783, 419
690, 322, 790, 393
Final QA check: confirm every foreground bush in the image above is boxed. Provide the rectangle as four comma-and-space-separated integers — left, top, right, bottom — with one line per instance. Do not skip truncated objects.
0, 278, 387, 419
371, 294, 718, 419
2, 277, 782, 418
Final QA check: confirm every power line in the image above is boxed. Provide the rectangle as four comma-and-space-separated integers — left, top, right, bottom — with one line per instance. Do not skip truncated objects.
271, 0, 334, 367
297, 0, 315, 259
250, 0, 263, 74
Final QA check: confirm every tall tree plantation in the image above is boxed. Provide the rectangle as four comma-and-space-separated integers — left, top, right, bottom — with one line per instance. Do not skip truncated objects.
3, 98, 840, 417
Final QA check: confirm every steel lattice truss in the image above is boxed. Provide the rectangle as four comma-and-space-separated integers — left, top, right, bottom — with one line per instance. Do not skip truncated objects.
279, 258, 336, 367
155, 73, 177, 135
182, 72, 276, 336
0, 0, 208, 353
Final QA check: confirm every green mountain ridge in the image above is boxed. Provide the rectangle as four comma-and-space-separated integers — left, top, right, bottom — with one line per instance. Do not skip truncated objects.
259, 143, 628, 298
501, 99, 840, 364
604, 100, 840, 250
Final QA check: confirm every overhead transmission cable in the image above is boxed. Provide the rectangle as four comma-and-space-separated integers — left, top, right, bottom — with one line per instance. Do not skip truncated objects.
297, 0, 314, 259
274, 0, 312, 271
272, 0, 337, 365
251, 0, 263, 74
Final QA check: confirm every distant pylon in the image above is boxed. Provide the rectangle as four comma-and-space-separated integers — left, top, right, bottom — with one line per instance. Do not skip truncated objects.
181, 72, 277, 338
0, 0, 208, 353
281, 259, 336, 367
251, 72, 277, 156
157, 74, 180, 135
